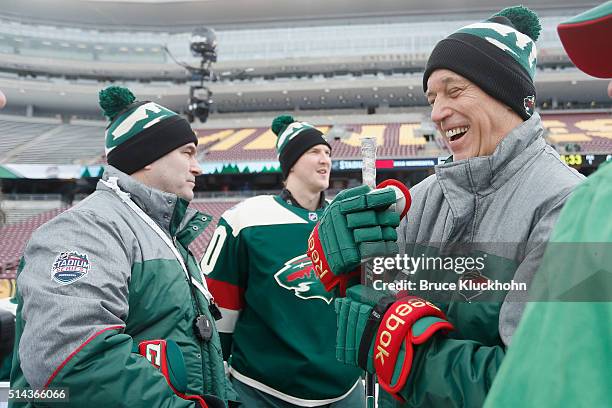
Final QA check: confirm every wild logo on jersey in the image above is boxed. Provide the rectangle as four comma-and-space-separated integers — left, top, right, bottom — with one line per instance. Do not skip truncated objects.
274, 254, 333, 304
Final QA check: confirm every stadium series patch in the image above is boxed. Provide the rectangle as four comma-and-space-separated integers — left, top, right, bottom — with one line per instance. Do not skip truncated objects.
51, 251, 90, 285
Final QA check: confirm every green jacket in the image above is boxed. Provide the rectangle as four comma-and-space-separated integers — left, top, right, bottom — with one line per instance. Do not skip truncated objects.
10, 166, 236, 407
484, 160, 612, 407
384, 114, 584, 407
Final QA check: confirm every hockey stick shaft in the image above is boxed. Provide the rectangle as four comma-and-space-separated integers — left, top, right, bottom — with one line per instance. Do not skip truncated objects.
360, 137, 377, 408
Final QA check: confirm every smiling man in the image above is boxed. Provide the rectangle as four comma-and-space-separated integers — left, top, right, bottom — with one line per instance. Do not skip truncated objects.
202, 115, 364, 407
10, 86, 236, 407
307, 6, 588, 408
377, 6, 585, 407
425, 70, 524, 161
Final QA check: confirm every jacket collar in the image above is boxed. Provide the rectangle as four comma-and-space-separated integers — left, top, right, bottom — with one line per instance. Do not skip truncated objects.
98, 166, 210, 241
433, 113, 545, 243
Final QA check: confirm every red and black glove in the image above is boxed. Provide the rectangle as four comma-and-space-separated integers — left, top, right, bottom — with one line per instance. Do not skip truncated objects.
138, 340, 224, 408
335, 285, 453, 402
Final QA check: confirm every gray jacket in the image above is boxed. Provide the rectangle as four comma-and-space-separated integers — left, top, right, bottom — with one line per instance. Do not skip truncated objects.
399, 113, 584, 344
379, 113, 584, 408
11, 166, 235, 407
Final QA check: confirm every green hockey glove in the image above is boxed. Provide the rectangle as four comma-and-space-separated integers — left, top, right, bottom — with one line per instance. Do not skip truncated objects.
335, 285, 454, 402
307, 180, 411, 295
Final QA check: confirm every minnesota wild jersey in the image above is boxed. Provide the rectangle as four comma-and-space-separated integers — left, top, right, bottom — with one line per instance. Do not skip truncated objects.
201, 194, 361, 405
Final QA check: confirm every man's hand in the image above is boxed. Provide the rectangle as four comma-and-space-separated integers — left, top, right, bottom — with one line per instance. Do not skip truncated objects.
307, 180, 410, 294
137, 339, 224, 408
335, 285, 454, 401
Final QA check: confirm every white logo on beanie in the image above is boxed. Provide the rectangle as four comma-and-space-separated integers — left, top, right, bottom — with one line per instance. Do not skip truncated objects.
112, 102, 170, 140
465, 22, 532, 48
463, 22, 537, 69
277, 121, 313, 150
485, 37, 518, 56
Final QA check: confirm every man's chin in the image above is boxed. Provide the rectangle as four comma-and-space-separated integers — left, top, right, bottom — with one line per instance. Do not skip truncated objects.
178, 190, 194, 202
318, 181, 330, 192
450, 148, 473, 161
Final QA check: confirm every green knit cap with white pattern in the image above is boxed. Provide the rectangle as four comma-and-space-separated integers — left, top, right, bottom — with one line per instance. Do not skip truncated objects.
424, 5, 541, 120
271, 115, 331, 179
99, 86, 197, 175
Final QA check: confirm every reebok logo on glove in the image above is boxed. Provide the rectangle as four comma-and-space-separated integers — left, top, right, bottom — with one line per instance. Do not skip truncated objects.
375, 298, 440, 365
308, 224, 329, 280
373, 296, 453, 399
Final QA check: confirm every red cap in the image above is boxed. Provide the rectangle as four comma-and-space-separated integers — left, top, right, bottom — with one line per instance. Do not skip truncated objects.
557, 2, 612, 78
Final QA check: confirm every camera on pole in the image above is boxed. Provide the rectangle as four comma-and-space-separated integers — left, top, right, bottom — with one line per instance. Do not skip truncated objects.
190, 27, 217, 63
187, 86, 213, 124
164, 26, 218, 123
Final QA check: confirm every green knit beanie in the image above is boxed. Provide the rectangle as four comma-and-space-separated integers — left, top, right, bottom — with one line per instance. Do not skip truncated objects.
271, 115, 331, 179
100, 86, 197, 174
424, 5, 541, 120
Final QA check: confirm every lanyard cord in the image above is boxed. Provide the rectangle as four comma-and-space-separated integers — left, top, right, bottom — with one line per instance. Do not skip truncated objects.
101, 177, 213, 303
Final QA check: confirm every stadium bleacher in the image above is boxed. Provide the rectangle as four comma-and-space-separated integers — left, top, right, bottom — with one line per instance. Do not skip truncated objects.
1, 199, 64, 225
542, 113, 612, 153
0, 119, 58, 159
199, 123, 426, 161
0, 199, 240, 278
0, 206, 69, 277
7, 124, 104, 165
0, 113, 610, 168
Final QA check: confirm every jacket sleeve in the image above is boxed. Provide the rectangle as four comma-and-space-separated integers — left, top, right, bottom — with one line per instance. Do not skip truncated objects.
498, 191, 572, 344
386, 336, 503, 407
484, 167, 612, 408
15, 209, 196, 407
201, 216, 248, 361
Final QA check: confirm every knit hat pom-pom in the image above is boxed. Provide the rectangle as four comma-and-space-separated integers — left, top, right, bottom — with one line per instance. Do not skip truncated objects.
99, 86, 136, 120
495, 5, 541, 41
271, 115, 295, 136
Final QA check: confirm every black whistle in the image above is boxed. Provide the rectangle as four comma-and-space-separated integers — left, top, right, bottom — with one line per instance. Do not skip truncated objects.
194, 315, 213, 341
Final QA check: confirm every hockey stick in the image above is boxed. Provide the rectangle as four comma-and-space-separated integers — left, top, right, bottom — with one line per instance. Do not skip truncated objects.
360, 137, 377, 408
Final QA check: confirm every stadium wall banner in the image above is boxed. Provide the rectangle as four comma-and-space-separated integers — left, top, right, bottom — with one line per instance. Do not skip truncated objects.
0, 165, 106, 179
1, 155, 611, 179
332, 157, 448, 171
200, 161, 281, 174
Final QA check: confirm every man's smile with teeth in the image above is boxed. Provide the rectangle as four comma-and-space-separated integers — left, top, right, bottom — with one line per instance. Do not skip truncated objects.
446, 126, 470, 141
